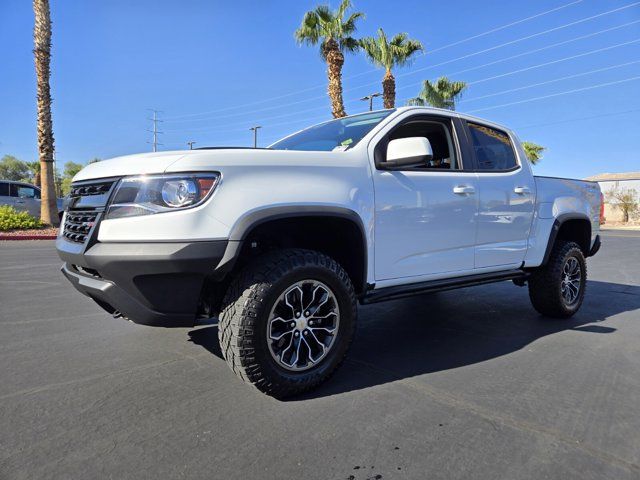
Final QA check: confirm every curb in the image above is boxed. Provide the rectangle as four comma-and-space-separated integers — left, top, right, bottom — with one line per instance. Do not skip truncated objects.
0, 235, 58, 241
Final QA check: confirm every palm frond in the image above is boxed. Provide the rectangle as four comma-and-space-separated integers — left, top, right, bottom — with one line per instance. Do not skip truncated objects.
314, 5, 333, 24
411, 77, 466, 110
406, 97, 425, 106
336, 0, 351, 21
294, 11, 321, 45
359, 35, 384, 67
389, 32, 408, 47
342, 11, 365, 35
340, 36, 360, 53
359, 28, 422, 70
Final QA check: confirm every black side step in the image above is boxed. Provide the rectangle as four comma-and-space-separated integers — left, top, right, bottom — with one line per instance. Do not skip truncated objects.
361, 269, 528, 305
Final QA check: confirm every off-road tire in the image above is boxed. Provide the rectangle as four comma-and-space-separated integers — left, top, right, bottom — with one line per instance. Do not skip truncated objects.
528, 240, 587, 318
218, 248, 357, 398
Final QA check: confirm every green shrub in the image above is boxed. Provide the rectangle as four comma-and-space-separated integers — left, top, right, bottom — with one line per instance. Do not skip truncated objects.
0, 205, 44, 231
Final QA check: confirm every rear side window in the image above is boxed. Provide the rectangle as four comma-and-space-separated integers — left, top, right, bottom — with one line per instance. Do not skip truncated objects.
0, 182, 8, 196
467, 122, 518, 171
10, 184, 37, 198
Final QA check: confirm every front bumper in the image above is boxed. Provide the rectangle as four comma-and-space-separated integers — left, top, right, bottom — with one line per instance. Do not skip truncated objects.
57, 237, 228, 327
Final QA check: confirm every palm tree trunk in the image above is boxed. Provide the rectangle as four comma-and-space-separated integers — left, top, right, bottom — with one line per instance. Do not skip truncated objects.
382, 70, 395, 109
324, 39, 347, 118
33, 0, 59, 226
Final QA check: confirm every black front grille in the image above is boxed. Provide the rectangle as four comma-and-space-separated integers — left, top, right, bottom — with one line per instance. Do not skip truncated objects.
63, 178, 118, 245
63, 210, 99, 243
69, 181, 114, 198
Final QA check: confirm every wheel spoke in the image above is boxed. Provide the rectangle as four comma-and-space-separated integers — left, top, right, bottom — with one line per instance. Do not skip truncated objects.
309, 326, 336, 335
279, 331, 297, 366
284, 286, 304, 316
267, 280, 340, 371
304, 285, 326, 312
310, 311, 337, 321
560, 256, 583, 306
305, 330, 326, 363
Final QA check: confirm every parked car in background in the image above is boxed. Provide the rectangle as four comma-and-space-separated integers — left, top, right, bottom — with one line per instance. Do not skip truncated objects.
0, 179, 64, 220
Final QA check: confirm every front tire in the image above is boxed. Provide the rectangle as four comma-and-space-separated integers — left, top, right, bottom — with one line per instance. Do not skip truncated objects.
528, 241, 587, 318
218, 249, 357, 398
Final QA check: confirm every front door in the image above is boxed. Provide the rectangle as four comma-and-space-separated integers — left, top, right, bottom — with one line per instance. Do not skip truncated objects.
372, 115, 479, 284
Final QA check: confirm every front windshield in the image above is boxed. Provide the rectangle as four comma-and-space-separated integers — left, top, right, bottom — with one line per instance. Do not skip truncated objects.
269, 110, 394, 151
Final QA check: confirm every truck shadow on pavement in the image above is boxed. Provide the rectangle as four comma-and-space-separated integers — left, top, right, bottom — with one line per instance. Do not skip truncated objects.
187, 280, 638, 400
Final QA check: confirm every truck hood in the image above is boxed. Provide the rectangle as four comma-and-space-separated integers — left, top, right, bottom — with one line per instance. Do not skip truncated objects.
73, 148, 360, 182
72, 151, 189, 182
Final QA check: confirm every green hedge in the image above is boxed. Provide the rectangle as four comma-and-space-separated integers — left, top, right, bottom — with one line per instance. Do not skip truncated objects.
0, 205, 44, 231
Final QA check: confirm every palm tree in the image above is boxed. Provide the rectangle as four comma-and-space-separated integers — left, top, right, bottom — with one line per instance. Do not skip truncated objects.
522, 141, 545, 165
33, 0, 59, 226
295, 0, 364, 118
26, 161, 41, 186
360, 29, 423, 109
407, 76, 467, 110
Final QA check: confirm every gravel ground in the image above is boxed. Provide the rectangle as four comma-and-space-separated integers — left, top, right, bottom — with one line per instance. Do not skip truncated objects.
0, 227, 58, 237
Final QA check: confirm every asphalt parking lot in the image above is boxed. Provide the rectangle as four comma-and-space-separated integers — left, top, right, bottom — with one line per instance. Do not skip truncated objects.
1, 231, 639, 480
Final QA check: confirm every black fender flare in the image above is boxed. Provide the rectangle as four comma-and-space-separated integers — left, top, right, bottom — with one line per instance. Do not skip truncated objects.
214, 206, 369, 290
541, 213, 592, 266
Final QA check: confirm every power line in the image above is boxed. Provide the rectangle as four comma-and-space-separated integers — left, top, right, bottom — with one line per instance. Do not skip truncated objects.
514, 108, 640, 130
181, 70, 640, 145
162, 0, 587, 121
467, 75, 640, 113
426, 0, 585, 55
394, 19, 640, 95
391, 1, 640, 83
165, 2, 639, 126
459, 60, 640, 103
165, 34, 640, 135
465, 38, 640, 87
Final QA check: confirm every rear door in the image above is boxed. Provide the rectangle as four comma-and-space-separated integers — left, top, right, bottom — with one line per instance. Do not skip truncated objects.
464, 121, 535, 269
10, 183, 41, 217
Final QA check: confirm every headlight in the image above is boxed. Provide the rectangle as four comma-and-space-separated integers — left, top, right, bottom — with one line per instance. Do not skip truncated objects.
105, 173, 219, 219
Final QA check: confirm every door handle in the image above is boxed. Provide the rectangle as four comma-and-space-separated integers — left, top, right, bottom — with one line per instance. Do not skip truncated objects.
453, 185, 475, 195
514, 186, 531, 195
15, 200, 25, 204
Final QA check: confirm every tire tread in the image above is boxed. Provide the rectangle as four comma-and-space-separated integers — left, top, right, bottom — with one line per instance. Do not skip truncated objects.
218, 248, 357, 398
528, 240, 587, 318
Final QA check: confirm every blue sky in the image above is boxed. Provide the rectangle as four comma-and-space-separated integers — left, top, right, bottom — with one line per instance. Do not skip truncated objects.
0, 0, 639, 178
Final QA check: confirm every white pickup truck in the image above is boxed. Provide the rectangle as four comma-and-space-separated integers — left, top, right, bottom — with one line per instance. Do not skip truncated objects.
56, 107, 602, 398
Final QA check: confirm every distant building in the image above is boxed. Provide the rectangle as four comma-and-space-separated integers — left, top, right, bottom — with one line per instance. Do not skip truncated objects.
585, 172, 640, 222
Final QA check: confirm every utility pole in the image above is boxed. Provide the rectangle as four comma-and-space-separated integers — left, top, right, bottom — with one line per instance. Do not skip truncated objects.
249, 126, 262, 148
147, 109, 163, 152
359, 92, 382, 111
187, 141, 196, 150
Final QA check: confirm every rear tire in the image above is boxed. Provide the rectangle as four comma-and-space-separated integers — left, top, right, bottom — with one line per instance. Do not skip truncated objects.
528, 241, 586, 318
218, 248, 357, 398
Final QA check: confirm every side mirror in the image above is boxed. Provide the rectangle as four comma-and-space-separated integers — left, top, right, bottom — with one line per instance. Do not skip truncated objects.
381, 137, 433, 169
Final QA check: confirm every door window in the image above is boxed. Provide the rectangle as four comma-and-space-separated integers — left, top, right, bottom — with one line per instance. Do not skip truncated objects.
467, 123, 518, 171
376, 117, 460, 170
0, 182, 9, 196
10, 184, 37, 198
